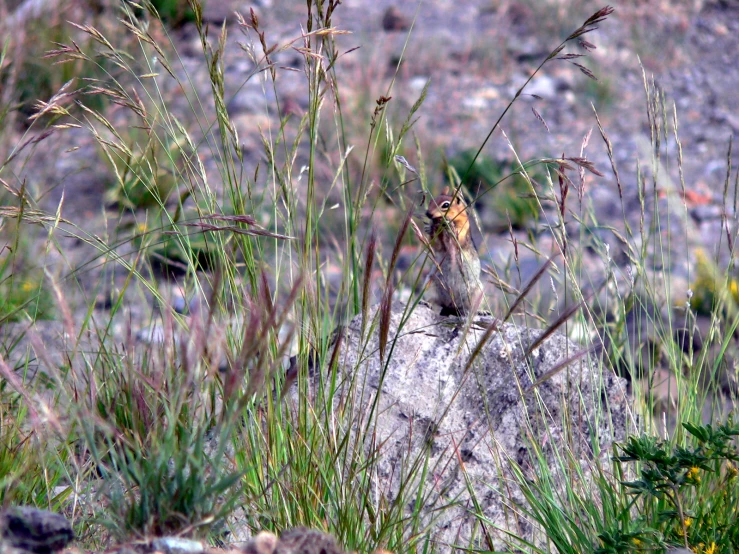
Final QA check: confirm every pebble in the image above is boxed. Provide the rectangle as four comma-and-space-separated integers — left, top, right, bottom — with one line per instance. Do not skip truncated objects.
136, 324, 172, 345
525, 75, 559, 100
151, 537, 205, 554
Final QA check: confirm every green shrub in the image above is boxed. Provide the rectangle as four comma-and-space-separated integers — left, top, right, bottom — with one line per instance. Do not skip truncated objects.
597, 420, 739, 553
0, 230, 55, 323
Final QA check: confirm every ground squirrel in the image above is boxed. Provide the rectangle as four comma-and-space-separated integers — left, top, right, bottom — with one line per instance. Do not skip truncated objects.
425, 187, 483, 316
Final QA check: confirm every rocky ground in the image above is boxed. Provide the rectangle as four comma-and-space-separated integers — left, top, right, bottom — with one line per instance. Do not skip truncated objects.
7, 1, 739, 267
0, 505, 358, 554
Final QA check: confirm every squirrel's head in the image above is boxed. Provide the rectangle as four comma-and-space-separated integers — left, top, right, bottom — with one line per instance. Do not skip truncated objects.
426, 187, 468, 223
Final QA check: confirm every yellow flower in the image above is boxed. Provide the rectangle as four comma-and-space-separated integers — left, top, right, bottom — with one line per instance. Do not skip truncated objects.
136, 222, 148, 234
678, 517, 692, 537
731, 279, 739, 300
704, 542, 717, 554
727, 461, 738, 479
687, 466, 701, 483
21, 281, 34, 292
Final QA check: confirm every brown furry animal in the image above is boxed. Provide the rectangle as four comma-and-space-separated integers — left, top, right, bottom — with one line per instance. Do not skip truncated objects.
425, 187, 483, 316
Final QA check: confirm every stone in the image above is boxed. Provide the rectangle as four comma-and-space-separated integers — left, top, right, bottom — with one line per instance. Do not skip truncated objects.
322, 302, 629, 549
240, 528, 345, 554
525, 75, 559, 100
381, 7, 410, 32
0, 544, 36, 554
0, 507, 73, 554
240, 531, 278, 554
240, 527, 345, 554
275, 528, 345, 554
150, 537, 205, 554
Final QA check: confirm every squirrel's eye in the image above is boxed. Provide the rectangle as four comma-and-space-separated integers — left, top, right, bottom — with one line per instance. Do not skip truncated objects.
441, 202, 451, 209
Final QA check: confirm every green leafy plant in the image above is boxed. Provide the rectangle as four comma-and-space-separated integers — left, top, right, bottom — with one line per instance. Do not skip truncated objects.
0, 272, 55, 323
597, 420, 739, 553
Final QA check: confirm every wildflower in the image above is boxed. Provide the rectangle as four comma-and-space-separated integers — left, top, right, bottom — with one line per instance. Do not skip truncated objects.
687, 466, 701, 483
730, 279, 739, 300
21, 281, 35, 292
631, 537, 641, 547
136, 222, 148, 234
704, 542, 717, 554
678, 517, 692, 537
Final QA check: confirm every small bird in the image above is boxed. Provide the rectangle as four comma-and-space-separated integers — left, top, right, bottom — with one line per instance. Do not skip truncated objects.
425, 187, 483, 316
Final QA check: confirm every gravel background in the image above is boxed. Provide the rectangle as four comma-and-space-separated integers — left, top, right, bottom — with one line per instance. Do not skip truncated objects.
2, 0, 739, 361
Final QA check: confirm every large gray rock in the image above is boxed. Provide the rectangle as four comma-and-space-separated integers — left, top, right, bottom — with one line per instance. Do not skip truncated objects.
326, 302, 629, 550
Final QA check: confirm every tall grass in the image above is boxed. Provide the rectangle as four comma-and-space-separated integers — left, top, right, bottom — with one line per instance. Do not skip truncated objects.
0, 1, 737, 552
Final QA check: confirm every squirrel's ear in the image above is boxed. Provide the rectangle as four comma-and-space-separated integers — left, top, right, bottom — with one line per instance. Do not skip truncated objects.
441, 186, 450, 195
